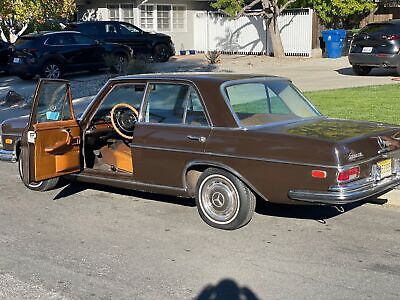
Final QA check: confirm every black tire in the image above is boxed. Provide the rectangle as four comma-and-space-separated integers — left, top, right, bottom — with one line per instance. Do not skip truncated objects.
195, 168, 256, 230
352, 65, 372, 76
396, 66, 400, 76
153, 44, 171, 62
18, 151, 59, 191
111, 53, 128, 74
41, 61, 62, 79
18, 74, 35, 80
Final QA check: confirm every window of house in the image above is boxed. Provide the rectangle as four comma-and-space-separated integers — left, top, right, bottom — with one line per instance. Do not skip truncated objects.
121, 4, 134, 24
157, 5, 171, 32
107, 4, 134, 24
172, 6, 185, 31
139, 5, 154, 31
107, 4, 119, 21
139, 5, 186, 32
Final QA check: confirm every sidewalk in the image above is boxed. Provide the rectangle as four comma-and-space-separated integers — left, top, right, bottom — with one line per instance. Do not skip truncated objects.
381, 189, 400, 208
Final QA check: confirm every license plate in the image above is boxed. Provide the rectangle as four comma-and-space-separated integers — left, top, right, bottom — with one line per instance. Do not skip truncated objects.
362, 47, 373, 53
377, 159, 392, 180
13, 57, 21, 64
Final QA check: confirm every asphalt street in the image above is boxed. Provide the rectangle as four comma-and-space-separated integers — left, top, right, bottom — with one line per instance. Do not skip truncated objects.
0, 162, 399, 299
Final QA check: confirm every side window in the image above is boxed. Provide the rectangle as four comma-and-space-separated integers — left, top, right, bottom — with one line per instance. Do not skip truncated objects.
46, 34, 74, 46
105, 24, 118, 34
92, 84, 145, 122
184, 88, 208, 126
119, 23, 140, 34
72, 34, 96, 45
36, 82, 72, 123
267, 87, 291, 114
143, 83, 208, 126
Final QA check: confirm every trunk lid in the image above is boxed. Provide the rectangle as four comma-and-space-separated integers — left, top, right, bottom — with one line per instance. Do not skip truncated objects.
261, 118, 400, 165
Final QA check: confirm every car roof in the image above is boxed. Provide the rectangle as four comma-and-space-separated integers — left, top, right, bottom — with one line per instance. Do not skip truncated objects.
113, 73, 289, 84
21, 31, 82, 38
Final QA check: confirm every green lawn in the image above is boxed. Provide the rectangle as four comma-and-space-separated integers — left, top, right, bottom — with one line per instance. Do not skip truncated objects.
304, 84, 400, 125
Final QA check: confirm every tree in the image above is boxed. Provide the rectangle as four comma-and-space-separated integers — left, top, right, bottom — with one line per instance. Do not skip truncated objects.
0, 0, 75, 43
211, 0, 298, 58
312, 0, 376, 29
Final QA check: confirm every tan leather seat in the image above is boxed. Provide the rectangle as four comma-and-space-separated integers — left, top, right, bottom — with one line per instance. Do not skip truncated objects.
100, 142, 133, 173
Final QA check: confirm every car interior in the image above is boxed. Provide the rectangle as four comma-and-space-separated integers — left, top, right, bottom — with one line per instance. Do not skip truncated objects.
83, 82, 208, 176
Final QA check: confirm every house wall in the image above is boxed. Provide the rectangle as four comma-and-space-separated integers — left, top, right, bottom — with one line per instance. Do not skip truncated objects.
76, 0, 210, 51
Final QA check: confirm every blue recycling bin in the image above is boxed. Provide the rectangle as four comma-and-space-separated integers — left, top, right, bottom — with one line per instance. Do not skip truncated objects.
322, 29, 347, 58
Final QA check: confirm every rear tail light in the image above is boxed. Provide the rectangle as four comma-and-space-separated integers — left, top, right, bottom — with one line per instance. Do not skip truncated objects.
311, 170, 327, 179
383, 35, 400, 40
337, 166, 360, 182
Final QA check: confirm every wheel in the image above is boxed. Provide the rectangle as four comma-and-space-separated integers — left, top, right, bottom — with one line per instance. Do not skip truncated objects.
195, 168, 256, 230
18, 150, 59, 191
17, 74, 35, 80
352, 65, 372, 76
153, 44, 171, 62
41, 61, 62, 79
396, 66, 400, 76
111, 53, 128, 73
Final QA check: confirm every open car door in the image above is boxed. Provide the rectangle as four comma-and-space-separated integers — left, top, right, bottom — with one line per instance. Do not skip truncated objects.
24, 79, 81, 183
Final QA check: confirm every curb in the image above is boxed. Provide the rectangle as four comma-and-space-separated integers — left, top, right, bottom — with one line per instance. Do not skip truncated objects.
380, 189, 400, 207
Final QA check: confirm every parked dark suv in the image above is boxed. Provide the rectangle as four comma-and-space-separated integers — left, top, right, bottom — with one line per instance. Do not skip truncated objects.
66, 21, 175, 62
9, 31, 133, 80
0, 40, 11, 73
348, 20, 400, 75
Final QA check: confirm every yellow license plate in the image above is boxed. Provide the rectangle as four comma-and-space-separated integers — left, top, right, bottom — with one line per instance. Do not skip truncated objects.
377, 159, 392, 179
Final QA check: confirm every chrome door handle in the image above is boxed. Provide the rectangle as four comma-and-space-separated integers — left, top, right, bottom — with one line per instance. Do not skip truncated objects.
187, 135, 207, 143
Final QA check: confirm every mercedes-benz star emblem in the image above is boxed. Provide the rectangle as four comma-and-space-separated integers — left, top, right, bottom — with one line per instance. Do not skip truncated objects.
377, 136, 387, 149
211, 192, 225, 208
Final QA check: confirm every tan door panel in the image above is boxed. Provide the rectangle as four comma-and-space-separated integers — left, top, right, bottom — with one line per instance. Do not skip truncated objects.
33, 120, 81, 181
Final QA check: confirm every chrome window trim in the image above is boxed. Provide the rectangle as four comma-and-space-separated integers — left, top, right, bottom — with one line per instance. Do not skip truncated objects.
137, 80, 213, 127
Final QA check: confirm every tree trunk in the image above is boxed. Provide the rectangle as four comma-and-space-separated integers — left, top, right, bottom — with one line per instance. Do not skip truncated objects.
266, 16, 284, 58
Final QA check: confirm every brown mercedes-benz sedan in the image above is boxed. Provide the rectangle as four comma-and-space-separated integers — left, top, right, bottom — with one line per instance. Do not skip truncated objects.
9, 74, 400, 229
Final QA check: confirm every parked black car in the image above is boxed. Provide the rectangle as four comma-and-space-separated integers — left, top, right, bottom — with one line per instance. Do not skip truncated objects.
0, 40, 11, 73
348, 20, 400, 75
66, 21, 175, 62
9, 31, 133, 80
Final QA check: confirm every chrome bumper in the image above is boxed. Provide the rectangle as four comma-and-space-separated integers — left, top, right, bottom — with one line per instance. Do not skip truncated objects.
0, 149, 17, 162
288, 176, 400, 205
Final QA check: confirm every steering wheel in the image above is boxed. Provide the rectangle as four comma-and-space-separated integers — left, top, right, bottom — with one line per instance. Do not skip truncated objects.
110, 103, 139, 140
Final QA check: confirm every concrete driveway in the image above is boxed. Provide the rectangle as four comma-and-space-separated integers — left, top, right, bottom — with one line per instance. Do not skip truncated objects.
214, 55, 400, 91
0, 162, 399, 299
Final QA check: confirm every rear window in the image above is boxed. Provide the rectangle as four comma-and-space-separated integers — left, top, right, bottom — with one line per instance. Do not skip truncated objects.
15, 37, 37, 48
359, 23, 395, 34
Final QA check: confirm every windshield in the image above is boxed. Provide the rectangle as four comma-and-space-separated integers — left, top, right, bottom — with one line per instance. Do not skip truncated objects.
224, 80, 321, 127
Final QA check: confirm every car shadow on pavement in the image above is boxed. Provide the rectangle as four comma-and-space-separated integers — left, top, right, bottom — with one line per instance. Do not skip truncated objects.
335, 67, 398, 77
196, 278, 259, 300
255, 197, 365, 222
53, 181, 196, 207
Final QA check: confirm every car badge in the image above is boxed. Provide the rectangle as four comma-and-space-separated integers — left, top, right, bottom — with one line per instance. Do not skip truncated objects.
377, 136, 387, 149
364, 35, 370, 40
348, 151, 364, 161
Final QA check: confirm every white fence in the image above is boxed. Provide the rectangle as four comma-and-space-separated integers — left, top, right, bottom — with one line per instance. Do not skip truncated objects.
194, 9, 313, 57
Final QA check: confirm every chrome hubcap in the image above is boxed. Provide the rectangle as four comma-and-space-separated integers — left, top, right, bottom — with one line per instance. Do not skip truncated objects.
44, 64, 60, 79
199, 174, 240, 224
